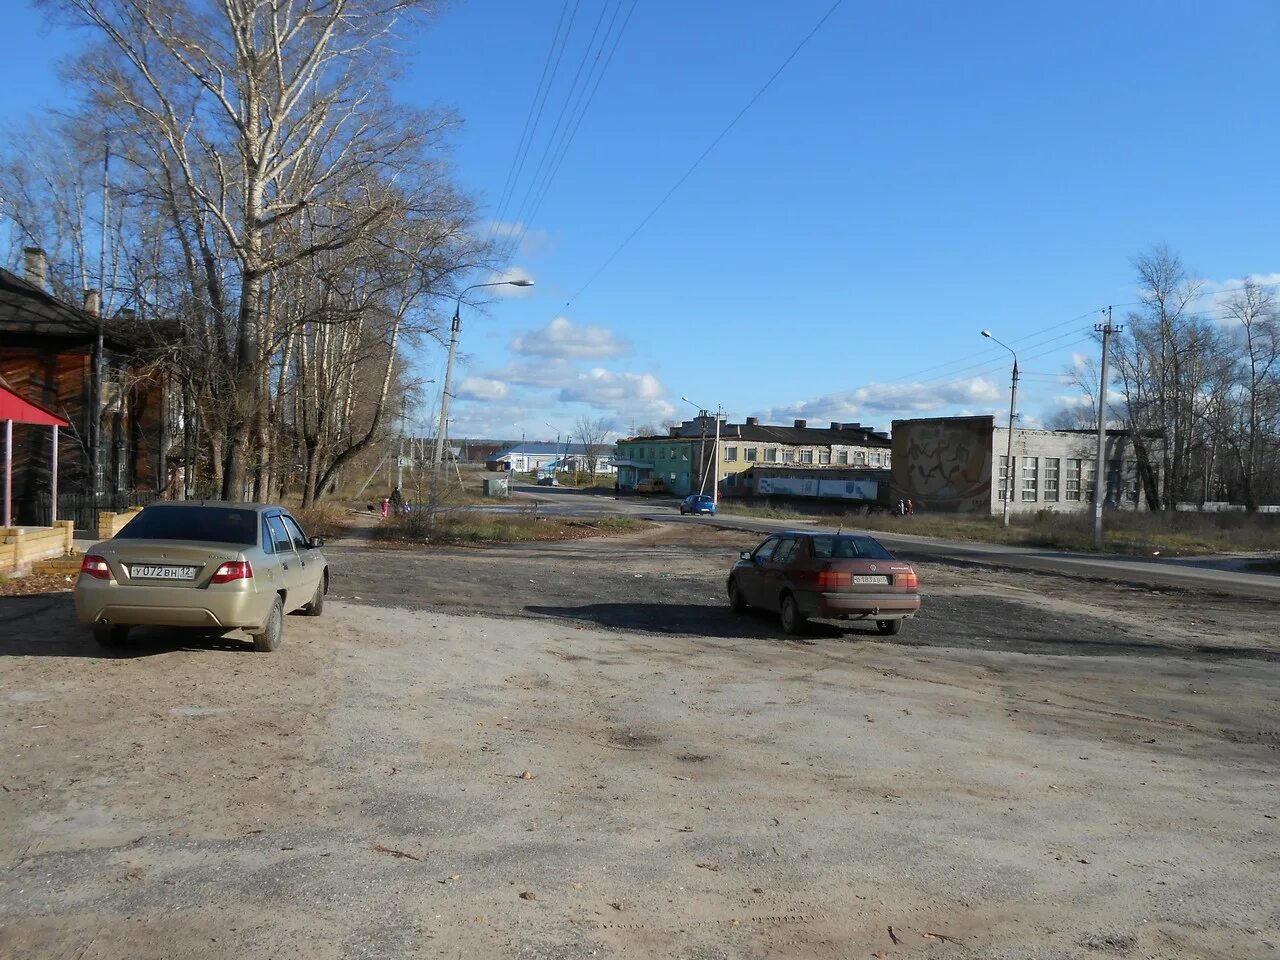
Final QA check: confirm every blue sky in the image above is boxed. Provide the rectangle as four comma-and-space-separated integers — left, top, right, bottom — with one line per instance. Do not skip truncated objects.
4, 1, 1278, 441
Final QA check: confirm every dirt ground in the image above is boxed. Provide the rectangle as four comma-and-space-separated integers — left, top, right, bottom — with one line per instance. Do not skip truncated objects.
1, 522, 1277, 959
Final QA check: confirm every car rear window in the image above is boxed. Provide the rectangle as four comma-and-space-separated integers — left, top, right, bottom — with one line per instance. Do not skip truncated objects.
809, 535, 895, 560
115, 505, 260, 545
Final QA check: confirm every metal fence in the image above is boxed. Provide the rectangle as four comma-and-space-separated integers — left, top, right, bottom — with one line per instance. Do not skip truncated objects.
22, 490, 159, 532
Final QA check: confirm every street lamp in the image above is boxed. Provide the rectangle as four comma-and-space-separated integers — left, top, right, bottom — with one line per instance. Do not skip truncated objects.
431, 278, 534, 471
681, 396, 723, 507
981, 329, 1019, 528
426, 278, 532, 520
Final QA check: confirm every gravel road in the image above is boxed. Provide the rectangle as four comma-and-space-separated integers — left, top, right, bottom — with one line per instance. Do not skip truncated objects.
1, 523, 1277, 959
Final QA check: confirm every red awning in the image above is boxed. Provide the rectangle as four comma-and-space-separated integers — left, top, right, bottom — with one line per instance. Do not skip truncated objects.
0, 382, 69, 427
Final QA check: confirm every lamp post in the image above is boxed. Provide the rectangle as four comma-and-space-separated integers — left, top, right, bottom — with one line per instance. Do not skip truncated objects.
982, 330, 1019, 528
427, 279, 532, 520
681, 396, 723, 506
432, 278, 533, 471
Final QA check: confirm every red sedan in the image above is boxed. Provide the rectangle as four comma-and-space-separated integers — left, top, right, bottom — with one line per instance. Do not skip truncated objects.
727, 532, 921, 635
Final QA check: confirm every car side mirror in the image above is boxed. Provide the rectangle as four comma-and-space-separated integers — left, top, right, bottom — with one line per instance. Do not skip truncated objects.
739, 550, 752, 561
307, 536, 326, 549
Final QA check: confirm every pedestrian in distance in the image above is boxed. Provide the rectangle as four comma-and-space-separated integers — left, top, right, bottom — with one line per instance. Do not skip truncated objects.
390, 487, 403, 515
906, 498, 914, 516
380, 498, 390, 519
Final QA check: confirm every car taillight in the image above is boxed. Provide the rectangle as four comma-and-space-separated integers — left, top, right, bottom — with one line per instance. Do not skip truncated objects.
211, 561, 252, 584
896, 569, 919, 589
80, 554, 112, 580
817, 569, 852, 590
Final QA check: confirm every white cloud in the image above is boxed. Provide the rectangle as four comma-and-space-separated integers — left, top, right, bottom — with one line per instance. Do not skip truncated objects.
557, 368, 675, 422
483, 221, 553, 258
483, 266, 537, 296
1196, 272, 1280, 324
483, 357, 578, 388
457, 377, 510, 401
753, 377, 1001, 427
512, 316, 631, 360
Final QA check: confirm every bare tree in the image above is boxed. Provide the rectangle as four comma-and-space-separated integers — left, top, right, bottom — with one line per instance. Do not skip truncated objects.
1217, 280, 1280, 509
44, 0, 455, 498
574, 416, 614, 478
1110, 246, 1213, 509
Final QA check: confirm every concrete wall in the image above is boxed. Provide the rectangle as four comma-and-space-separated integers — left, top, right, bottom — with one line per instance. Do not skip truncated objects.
991, 428, 1153, 514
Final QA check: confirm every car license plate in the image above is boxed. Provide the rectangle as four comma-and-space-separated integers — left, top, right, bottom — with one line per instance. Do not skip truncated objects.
853, 575, 889, 585
130, 564, 198, 581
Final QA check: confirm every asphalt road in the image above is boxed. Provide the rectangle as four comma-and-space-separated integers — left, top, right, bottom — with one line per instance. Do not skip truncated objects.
511, 484, 1280, 601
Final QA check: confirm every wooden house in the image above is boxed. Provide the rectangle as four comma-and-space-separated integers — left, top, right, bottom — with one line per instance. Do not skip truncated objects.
0, 249, 172, 529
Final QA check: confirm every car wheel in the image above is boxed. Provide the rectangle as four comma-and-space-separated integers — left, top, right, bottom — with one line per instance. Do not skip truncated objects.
302, 572, 326, 617
728, 577, 748, 613
876, 619, 902, 636
93, 625, 129, 648
251, 595, 284, 652
779, 593, 806, 635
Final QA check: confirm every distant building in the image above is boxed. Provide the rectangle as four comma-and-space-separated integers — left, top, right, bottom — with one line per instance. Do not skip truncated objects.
890, 415, 1162, 515
486, 441, 617, 475
616, 416, 891, 497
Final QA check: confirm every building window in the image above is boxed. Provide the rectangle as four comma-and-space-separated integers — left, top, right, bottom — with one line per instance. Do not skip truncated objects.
1107, 460, 1123, 505
870, 453, 881, 467
1064, 459, 1081, 501
725, 446, 738, 462
1124, 459, 1138, 502
1044, 458, 1060, 502
744, 447, 758, 462
998, 456, 1013, 501
764, 448, 779, 462
818, 449, 831, 465
681, 448, 689, 460
1022, 457, 1038, 501
800, 450, 814, 464
836, 451, 849, 465
782, 449, 795, 463
855, 451, 866, 464
1084, 460, 1097, 501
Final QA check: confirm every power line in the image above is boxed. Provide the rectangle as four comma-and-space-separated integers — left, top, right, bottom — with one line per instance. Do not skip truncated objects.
503, 0, 619, 257
511, 0, 638, 257
488, 1, 580, 244
559, 0, 846, 312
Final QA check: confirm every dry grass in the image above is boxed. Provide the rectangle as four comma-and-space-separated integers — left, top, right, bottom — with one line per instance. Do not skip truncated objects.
289, 502, 354, 541
372, 507, 650, 545
719, 500, 1280, 556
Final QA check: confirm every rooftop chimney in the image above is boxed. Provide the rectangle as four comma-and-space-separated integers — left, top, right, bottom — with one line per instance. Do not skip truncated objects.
83, 288, 101, 317
119, 307, 136, 321
23, 247, 48, 291
829, 421, 841, 431
793, 419, 807, 429
842, 422, 861, 430
745, 416, 759, 426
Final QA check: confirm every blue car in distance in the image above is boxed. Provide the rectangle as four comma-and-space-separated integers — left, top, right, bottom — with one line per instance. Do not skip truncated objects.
680, 494, 716, 516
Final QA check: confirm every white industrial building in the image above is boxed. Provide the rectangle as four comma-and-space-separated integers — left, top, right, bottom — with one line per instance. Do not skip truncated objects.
891, 415, 1161, 515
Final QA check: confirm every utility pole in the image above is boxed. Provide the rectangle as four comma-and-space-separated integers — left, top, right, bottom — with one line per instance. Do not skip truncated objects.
396, 401, 406, 491
1093, 307, 1122, 551
982, 330, 1019, 528
91, 136, 109, 505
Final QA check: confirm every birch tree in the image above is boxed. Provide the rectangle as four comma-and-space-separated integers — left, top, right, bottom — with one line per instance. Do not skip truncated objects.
44, 0, 447, 498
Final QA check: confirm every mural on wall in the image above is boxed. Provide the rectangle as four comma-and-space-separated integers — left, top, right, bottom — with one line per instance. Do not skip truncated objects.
892, 417, 993, 512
